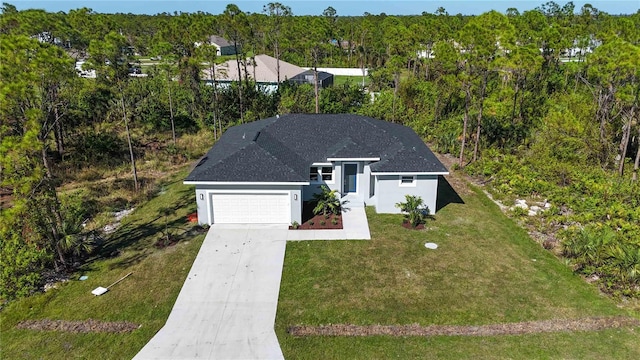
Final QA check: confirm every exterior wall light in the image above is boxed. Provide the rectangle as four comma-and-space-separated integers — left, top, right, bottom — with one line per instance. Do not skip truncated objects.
294, 194, 298, 200
199, 193, 204, 200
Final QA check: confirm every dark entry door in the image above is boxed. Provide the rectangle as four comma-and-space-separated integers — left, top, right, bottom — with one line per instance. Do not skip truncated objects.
343, 164, 357, 193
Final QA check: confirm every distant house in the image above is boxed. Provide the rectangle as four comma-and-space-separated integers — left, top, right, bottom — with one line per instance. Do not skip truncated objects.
202, 54, 334, 91
206, 35, 238, 56
290, 69, 334, 88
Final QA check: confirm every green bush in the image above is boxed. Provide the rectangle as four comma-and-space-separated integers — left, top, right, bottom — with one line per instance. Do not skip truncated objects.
395, 195, 430, 228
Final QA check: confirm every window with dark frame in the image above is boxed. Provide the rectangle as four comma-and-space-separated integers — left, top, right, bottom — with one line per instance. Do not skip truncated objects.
400, 175, 415, 185
309, 166, 319, 181
321, 166, 333, 181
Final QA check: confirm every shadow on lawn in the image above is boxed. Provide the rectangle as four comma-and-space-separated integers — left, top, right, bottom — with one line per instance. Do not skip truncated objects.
436, 175, 464, 212
90, 185, 197, 267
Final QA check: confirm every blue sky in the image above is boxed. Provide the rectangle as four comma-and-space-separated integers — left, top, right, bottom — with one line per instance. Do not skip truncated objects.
8, 1, 639, 16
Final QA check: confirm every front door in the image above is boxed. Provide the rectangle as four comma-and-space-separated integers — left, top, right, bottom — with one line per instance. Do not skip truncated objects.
343, 163, 357, 194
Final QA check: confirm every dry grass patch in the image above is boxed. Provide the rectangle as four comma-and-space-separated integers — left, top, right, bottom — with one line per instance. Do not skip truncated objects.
288, 316, 640, 337
16, 319, 140, 333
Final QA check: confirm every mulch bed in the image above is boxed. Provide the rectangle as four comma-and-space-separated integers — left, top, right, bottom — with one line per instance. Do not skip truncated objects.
16, 319, 140, 333
290, 201, 343, 230
402, 220, 425, 230
288, 316, 640, 337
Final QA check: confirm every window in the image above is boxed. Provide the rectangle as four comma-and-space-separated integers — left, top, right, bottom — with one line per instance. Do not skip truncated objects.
309, 166, 319, 181
399, 175, 416, 187
369, 175, 376, 197
310, 165, 333, 182
321, 167, 333, 181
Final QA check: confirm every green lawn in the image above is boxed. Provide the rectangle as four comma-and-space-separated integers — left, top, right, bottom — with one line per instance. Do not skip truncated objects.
275, 180, 640, 358
2, 171, 638, 359
333, 75, 369, 87
0, 172, 204, 360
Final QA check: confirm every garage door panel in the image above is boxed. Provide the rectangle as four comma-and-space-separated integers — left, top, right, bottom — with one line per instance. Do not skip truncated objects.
212, 193, 290, 224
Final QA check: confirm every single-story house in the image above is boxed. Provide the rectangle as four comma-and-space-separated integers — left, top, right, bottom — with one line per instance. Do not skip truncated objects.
197, 35, 238, 56
202, 54, 334, 91
289, 69, 334, 88
185, 114, 449, 225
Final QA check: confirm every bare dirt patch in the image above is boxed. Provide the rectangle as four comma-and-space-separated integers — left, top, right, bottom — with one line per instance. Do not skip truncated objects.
288, 316, 640, 337
16, 319, 140, 333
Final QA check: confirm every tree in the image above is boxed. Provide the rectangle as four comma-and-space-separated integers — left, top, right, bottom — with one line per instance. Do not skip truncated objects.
0, 35, 84, 281
263, 2, 292, 85
458, 11, 515, 163
305, 16, 330, 113
222, 4, 250, 122
87, 31, 140, 191
586, 38, 640, 173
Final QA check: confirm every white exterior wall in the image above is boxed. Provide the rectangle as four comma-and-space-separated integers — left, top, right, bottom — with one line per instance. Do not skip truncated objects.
374, 175, 439, 214
192, 184, 303, 225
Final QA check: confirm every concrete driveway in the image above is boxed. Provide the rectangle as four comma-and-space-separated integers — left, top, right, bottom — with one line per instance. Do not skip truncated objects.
134, 226, 288, 360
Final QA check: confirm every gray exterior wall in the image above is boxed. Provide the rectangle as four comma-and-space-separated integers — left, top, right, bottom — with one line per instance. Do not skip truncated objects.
192, 183, 303, 225
218, 45, 237, 56
373, 175, 439, 214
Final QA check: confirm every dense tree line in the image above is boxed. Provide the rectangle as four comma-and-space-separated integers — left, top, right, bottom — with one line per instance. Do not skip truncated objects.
1, 2, 639, 299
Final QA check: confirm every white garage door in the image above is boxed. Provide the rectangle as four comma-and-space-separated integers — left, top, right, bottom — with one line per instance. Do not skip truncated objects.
211, 193, 290, 224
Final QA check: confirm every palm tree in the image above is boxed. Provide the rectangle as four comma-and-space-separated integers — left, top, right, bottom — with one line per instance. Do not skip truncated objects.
312, 185, 345, 216
395, 195, 429, 228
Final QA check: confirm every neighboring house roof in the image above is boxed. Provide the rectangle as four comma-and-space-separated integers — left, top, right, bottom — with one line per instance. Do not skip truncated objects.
186, 114, 448, 183
202, 54, 305, 83
290, 69, 334, 82
207, 35, 233, 48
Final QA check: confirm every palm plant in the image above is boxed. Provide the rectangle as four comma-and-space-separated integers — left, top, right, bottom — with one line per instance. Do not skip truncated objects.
395, 195, 430, 228
312, 185, 345, 216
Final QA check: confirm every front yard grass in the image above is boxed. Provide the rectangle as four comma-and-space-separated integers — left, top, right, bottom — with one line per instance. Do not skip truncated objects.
0, 171, 204, 360
275, 182, 640, 358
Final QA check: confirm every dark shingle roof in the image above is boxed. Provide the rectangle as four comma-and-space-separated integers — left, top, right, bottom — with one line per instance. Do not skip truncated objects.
208, 35, 232, 48
185, 114, 448, 183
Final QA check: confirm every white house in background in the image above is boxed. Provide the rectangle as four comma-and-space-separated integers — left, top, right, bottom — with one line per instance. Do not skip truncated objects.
184, 114, 449, 225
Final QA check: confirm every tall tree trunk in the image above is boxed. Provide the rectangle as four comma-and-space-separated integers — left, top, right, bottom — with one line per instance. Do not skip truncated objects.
633, 126, 640, 182
459, 85, 471, 167
41, 152, 66, 269
392, 71, 399, 122
618, 119, 631, 176
233, 40, 244, 123
473, 73, 488, 162
54, 107, 64, 156
167, 75, 176, 146
275, 39, 280, 85
314, 64, 319, 114
120, 91, 139, 192
41, 146, 52, 179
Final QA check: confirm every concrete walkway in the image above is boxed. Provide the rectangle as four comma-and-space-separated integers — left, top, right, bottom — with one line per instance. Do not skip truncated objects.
134, 227, 288, 360
134, 206, 370, 359
286, 206, 371, 241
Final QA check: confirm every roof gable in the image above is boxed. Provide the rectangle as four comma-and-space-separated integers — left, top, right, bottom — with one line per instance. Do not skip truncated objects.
205, 54, 304, 83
